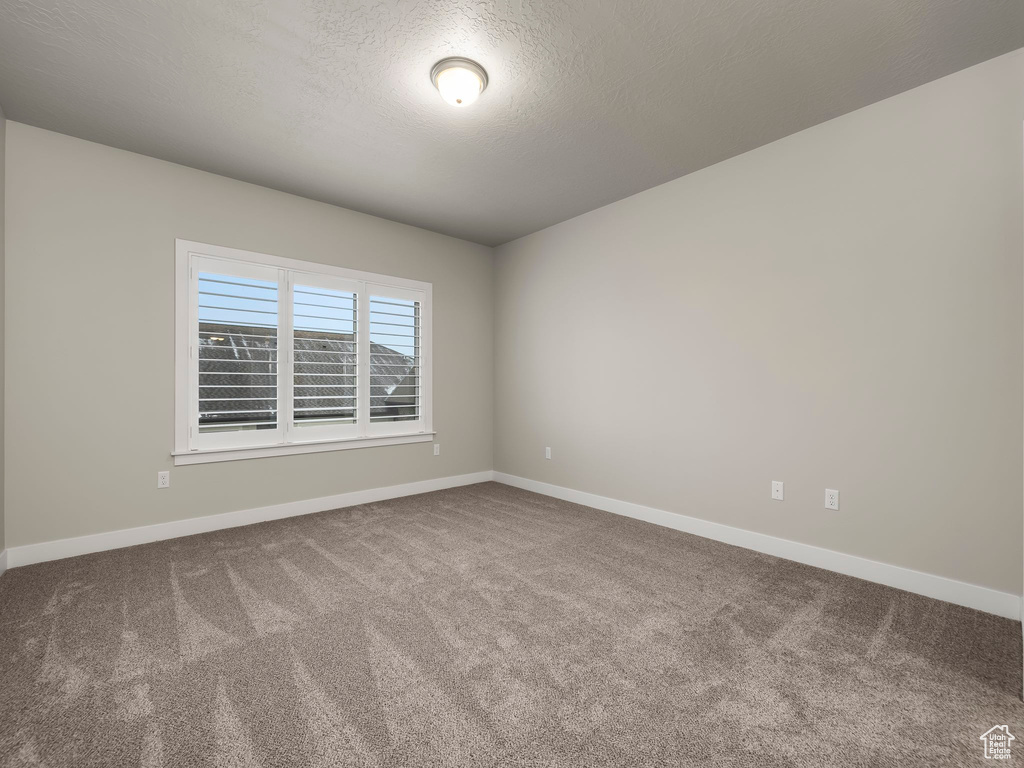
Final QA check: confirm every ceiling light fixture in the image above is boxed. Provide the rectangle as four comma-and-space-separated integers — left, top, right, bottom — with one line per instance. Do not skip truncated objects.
430, 57, 488, 107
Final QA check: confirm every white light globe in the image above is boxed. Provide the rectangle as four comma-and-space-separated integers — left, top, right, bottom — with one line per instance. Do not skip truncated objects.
430, 58, 488, 108
435, 66, 483, 107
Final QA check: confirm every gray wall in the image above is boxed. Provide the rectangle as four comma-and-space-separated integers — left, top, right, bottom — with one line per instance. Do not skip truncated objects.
494, 50, 1024, 595
4, 123, 494, 548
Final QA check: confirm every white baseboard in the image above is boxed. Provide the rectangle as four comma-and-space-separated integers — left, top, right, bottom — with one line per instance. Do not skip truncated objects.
493, 472, 1021, 620
0, 548, 7, 580
5, 471, 494, 569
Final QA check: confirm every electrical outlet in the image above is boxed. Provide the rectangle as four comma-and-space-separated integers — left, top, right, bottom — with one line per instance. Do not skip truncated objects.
825, 489, 839, 510
771, 481, 784, 501
157, 471, 170, 489
545, 447, 552, 460
433, 444, 440, 456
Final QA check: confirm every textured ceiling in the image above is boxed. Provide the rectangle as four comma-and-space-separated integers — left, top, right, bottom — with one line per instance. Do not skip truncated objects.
1, 1, 1022, 246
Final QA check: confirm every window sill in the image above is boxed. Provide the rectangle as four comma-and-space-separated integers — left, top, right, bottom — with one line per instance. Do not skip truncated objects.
172, 432, 435, 466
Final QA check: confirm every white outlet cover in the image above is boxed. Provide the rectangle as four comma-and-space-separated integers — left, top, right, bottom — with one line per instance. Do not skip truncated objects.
771, 481, 784, 501
825, 489, 839, 510
433, 444, 440, 456
157, 471, 170, 489
545, 447, 552, 460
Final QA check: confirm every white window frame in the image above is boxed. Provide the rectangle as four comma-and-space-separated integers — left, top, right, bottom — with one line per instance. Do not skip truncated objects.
173, 239, 433, 465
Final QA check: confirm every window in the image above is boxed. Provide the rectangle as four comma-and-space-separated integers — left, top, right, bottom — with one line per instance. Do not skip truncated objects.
174, 240, 432, 464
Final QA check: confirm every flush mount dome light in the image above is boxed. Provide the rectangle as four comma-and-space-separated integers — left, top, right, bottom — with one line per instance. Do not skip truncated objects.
431, 57, 488, 107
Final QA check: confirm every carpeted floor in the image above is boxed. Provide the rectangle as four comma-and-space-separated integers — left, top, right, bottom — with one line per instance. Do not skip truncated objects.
0, 482, 1020, 767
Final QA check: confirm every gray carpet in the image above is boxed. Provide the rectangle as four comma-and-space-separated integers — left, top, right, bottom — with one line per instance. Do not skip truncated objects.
0, 482, 1020, 767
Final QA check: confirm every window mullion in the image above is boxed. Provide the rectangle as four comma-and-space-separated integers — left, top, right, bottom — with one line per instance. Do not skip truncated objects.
279, 269, 295, 443
357, 282, 370, 436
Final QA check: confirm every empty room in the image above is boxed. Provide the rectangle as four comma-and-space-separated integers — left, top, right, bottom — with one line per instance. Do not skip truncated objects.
0, 1, 1023, 765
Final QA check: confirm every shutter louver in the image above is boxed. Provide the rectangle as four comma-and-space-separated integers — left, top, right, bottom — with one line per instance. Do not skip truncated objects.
369, 295, 420, 423
293, 285, 358, 426
197, 273, 279, 433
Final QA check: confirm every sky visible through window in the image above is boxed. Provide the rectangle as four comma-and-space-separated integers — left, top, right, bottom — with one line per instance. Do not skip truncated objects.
197, 273, 417, 354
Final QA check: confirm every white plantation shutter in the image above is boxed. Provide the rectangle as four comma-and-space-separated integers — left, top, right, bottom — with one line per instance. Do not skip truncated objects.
366, 286, 425, 435
177, 241, 431, 460
191, 257, 284, 450
291, 274, 361, 440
